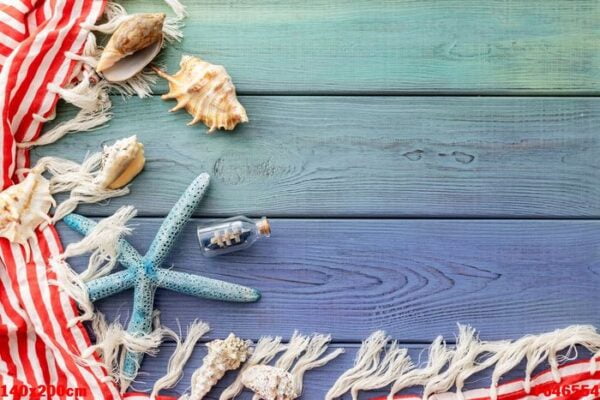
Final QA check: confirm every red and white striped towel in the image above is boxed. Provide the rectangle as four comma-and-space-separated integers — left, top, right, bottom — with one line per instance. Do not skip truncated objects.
0, 1, 175, 398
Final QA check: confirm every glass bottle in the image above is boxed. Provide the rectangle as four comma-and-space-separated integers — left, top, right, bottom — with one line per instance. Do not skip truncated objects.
197, 216, 271, 257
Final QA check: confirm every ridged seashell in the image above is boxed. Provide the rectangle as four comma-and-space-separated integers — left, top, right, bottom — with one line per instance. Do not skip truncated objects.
0, 172, 55, 245
97, 13, 165, 82
95, 135, 145, 189
189, 333, 252, 400
154, 55, 248, 133
241, 365, 298, 400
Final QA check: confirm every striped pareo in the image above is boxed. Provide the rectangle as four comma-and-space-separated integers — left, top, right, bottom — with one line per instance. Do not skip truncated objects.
0, 1, 174, 399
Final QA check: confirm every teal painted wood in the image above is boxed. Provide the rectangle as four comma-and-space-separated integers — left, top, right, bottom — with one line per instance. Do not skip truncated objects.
36, 96, 600, 218
58, 218, 600, 343
138, 343, 592, 399
123, 0, 600, 94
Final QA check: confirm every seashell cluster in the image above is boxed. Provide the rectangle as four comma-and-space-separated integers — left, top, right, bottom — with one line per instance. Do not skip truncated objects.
0, 171, 55, 246
97, 13, 165, 82
188, 333, 252, 400
154, 55, 248, 133
241, 365, 298, 400
95, 135, 145, 189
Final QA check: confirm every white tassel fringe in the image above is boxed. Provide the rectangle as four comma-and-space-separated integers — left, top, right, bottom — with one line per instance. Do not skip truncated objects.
219, 336, 285, 400
151, 321, 210, 399
62, 205, 136, 282
327, 325, 600, 400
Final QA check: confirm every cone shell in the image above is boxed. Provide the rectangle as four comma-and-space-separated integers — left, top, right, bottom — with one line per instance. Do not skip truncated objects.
155, 55, 248, 132
0, 172, 55, 245
95, 135, 145, 189
241, 365, 297, 400
97, 13, 165, 81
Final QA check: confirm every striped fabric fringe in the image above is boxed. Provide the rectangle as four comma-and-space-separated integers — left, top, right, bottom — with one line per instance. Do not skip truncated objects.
221, 331, 344, 400
325, 325, 600, 400
18, 0, 186, 149
0, 0, 181, 399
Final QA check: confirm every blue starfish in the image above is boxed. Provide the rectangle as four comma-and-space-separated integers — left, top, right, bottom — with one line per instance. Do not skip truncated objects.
62, 173, 261, 388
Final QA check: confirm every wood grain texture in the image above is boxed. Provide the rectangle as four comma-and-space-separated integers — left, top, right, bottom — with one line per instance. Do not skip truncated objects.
36, 96, 600, 218
136, 342, 591, 399
120, 0, 600, 94
58, 218, 600, 342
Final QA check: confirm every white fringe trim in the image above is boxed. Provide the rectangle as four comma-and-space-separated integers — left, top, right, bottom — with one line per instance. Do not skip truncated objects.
326, 331, 389, 400
18, 75, 111, 148
151, 321, 210, 399
225, 332, 342, 399
290, 334, 344, 396
388, 336, 452, 400
81, 317, 171, 385
49, 257, 95, 327
62, 206, 136, 282
163, 0, 187, 19
219, 336, 285, 400
327, 325, 600, 400
34, 152, 131, 223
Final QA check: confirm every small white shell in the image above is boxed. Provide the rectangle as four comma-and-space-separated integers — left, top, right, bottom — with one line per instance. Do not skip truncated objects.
154, 55, 248, 133
94, 135, 145, 189
0, 172, 55, 245
189, 333, 252, 400
241, 365, 297, 400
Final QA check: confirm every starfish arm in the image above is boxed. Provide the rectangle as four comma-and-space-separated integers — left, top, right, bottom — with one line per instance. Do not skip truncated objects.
86, 270, 136, 302
121, 275, 158, 385
156, 269, 261, 302
146, 173, 210, 267
62, 213, 144, 269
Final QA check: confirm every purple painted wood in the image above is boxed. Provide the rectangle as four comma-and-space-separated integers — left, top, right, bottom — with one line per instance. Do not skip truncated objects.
57, 218, 600, 343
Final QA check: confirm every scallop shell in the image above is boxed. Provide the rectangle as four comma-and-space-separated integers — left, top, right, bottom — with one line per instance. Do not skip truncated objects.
95, 135, 145, 189
97, 13, 165, 82
154, 55, 248, 132
241, 365, 297, 400
189, 333, 252, 400
0, 172, 55, 245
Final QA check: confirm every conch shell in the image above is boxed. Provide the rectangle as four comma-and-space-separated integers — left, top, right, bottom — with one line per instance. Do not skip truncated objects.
241, 365, 298, 400
0, 171, 55, 246
97, 13, 165, 82
95, 135, 145, 189
188, 333, 251, 400
154, 55, 248, 132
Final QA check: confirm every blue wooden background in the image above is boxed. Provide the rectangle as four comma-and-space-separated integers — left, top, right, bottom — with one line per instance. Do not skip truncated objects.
37, 0, 600, 398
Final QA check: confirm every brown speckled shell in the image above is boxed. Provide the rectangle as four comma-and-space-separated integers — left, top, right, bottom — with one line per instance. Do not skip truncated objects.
97, 13, 165, 73
154, 55, 248, 133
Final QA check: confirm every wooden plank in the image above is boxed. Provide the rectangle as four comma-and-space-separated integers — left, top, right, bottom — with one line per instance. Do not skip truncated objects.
58, 218, 600, 343
36, 96, 600, 218
138, 342, 583, 399
120, 0, 600, 94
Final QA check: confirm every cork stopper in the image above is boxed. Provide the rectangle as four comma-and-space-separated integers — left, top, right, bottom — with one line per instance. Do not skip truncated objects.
256, 217, 271, 237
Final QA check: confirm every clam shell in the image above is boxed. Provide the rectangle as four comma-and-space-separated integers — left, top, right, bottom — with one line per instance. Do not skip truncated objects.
154, 55, 248, 133
241, 365, 297, 400
97, 13, 165, 82
0, 172, 55, 245
95, 135, 145, 189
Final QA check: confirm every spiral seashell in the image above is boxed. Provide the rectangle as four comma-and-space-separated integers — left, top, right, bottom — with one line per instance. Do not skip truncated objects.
94, 135, 145, 189
97, 13, 165, 82
0, 171, 55, 246
154, 55, 248, 133
188, 333, 252, 400
241, 365, 298, 400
